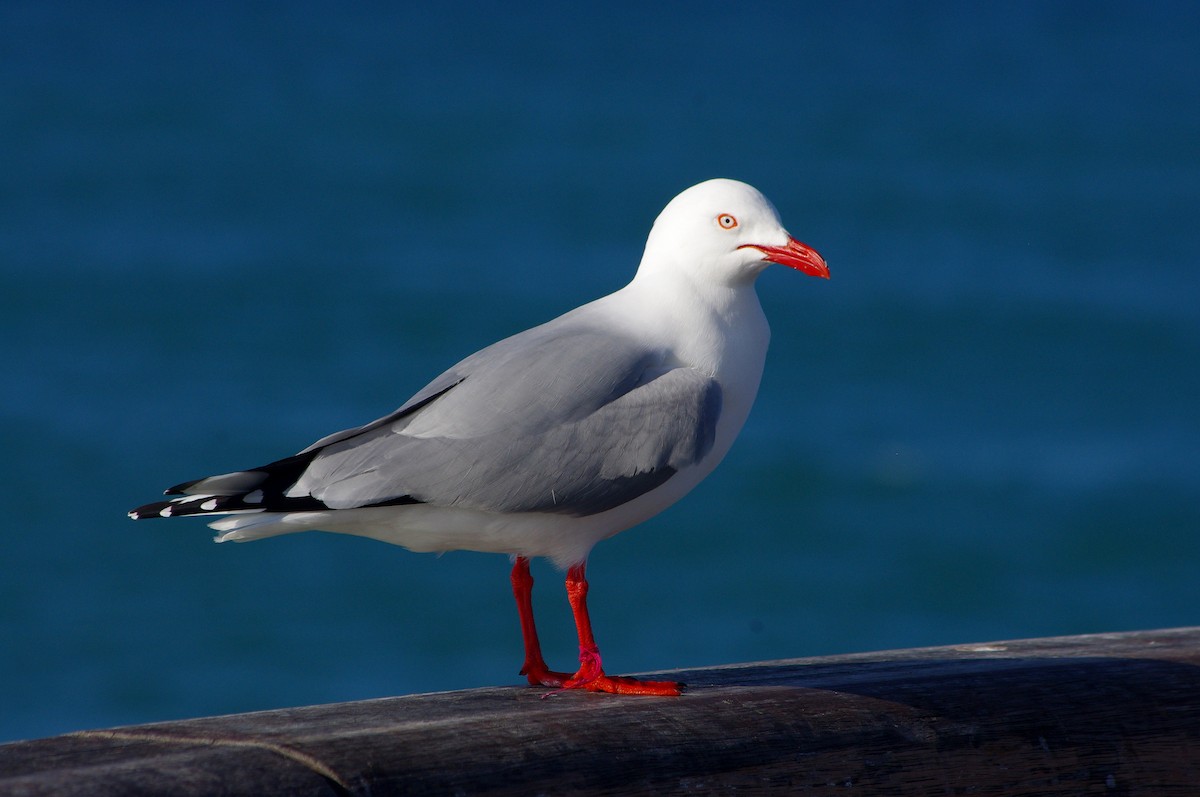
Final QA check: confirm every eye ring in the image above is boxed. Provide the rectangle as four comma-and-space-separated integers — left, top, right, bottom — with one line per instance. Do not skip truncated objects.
717, 213, 738, 229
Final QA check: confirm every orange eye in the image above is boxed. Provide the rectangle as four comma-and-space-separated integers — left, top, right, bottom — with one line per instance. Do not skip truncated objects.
717, 214, 738, 229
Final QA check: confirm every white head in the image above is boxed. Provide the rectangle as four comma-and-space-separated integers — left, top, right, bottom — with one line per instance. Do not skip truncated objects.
637, 179, 829, 288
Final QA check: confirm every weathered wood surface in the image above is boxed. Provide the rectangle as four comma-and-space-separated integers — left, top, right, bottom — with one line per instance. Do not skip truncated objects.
3, 627, 1200, 795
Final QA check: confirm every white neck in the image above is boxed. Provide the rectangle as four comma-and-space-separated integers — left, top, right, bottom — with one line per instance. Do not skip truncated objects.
624, 267, 770, 372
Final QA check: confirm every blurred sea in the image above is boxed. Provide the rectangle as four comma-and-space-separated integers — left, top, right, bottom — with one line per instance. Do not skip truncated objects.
2, 2, 1198, 742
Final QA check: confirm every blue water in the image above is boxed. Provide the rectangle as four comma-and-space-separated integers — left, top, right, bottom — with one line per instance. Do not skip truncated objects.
2, 2, 1198, 742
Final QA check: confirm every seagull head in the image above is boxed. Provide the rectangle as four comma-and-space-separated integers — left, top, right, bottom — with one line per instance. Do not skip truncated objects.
639, 178, 829, 287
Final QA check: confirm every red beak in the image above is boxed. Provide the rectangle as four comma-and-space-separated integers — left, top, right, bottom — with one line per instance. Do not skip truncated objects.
742, 237, 830, 279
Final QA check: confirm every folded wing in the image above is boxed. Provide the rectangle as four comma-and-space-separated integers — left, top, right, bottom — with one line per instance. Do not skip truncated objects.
132, 323, 723, 521
294, 326, 723, 516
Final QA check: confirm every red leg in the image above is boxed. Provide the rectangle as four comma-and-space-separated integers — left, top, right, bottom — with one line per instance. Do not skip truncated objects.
556, 562, 683, 696
510, 556, 570, 687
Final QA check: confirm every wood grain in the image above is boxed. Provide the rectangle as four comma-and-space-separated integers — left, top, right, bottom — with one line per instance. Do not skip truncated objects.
3, 627, 1199, 795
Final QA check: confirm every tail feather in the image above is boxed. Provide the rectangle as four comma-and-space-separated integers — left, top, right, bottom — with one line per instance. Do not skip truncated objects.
128, 491, 328, 520
129, 450, 423, 522
130, 451, 329, 520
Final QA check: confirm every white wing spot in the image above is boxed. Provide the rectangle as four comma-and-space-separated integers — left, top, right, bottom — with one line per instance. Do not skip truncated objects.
159, 507, 173, 518
200, 499, 219, 511
243, 490, 264, 504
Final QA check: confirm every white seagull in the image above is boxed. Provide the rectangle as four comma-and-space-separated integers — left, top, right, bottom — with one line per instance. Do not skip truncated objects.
129, 178, 829, 696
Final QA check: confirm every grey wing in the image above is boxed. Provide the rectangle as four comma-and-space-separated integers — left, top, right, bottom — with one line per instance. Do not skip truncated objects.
295, 368, 467, 455
291, 327, 723, 517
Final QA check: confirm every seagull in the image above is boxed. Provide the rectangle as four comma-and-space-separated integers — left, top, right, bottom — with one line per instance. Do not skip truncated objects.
129, 178, 829, 696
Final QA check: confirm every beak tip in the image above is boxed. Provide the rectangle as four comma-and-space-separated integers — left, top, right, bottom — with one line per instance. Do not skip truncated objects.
740, 239, 829, 278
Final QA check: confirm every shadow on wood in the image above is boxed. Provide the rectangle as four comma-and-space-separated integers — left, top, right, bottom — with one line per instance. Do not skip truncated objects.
3, 628, 1200, 795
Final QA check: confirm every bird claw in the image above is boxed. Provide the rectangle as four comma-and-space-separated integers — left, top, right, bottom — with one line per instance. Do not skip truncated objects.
520, 660, 570, 688
537, 645, 683, 697
549, 673, 685, 697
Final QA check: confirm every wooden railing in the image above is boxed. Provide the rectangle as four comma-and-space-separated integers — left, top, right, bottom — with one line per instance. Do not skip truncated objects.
3, 627, 1199, 795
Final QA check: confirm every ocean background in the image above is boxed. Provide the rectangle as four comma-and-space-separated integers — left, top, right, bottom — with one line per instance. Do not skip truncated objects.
2, 2, 1197, 743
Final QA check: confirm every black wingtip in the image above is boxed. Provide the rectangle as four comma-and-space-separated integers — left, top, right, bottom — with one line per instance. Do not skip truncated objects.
129, 500, 172, 519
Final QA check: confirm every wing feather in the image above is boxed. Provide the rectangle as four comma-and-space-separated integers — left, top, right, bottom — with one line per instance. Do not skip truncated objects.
291, 326, 722, 517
